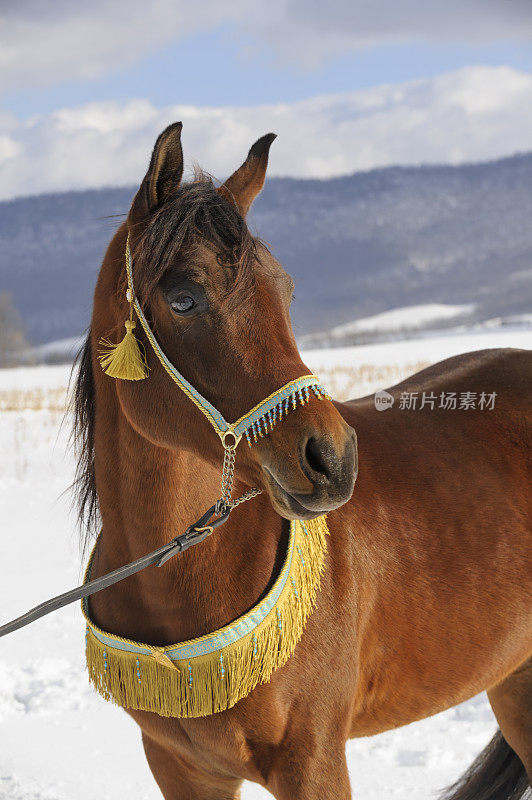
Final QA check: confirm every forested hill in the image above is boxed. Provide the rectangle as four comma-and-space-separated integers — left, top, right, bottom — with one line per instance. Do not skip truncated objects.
1, 152, 531, 344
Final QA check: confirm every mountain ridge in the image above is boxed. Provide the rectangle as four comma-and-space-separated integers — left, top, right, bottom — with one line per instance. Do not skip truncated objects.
1, 151, 531, 344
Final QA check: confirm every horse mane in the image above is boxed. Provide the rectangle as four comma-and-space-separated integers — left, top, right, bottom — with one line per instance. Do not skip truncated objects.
71, 331, 98, 553
71, 172, 261, 551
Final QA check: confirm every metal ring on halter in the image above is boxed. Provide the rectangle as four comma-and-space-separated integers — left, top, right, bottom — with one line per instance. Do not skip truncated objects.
221, 430, 242, 449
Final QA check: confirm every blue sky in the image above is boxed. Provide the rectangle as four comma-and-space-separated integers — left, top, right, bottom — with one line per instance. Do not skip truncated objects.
1, 1, 531, 198
4, 31, 532, 118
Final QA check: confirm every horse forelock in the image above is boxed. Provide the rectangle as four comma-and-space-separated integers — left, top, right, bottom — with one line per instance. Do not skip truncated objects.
131, 171, 260, 310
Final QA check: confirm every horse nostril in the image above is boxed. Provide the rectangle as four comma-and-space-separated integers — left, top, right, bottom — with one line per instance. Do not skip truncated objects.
304, 437, 332, 481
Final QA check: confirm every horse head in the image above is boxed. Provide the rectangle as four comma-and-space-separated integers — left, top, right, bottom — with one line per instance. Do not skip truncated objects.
95, 123, 357, 521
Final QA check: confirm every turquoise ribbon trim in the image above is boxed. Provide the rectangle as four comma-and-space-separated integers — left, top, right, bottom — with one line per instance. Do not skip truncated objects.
126, 242, 327, 441
83, 521, 297, 661
233, 376, 324, 438
134, 300, 230, 434
134, 301, 324, 440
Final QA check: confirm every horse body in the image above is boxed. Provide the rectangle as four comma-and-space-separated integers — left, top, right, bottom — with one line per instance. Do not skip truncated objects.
78, 124, 531, 799
345, 348, 531, 737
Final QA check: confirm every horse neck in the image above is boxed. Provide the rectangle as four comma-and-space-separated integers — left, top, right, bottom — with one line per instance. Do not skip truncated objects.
91, 371, 285, 644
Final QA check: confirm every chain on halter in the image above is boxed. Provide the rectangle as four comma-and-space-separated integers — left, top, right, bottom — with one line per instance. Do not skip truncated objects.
217, 437, 262, 514
220, 438, 238, 509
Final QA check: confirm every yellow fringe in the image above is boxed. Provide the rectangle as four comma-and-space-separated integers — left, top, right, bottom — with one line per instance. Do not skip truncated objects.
85, 516, 328, 718
98, 320, 148, 380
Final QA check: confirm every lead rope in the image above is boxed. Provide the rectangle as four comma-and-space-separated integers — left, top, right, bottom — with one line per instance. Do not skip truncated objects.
0, 443, 262, 638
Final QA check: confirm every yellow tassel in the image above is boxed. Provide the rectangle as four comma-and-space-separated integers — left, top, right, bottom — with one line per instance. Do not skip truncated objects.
84, 516, 329, 718
98, 320, 148, 380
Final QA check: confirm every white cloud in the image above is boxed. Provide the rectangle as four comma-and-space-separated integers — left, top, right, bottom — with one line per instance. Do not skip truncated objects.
0, 0, 245, 91
1, 66, 531, 201
251, 0, 532, 67
1, 0, 531, 90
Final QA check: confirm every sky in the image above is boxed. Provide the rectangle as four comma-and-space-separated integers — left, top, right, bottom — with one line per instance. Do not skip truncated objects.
1, 0, 531, 199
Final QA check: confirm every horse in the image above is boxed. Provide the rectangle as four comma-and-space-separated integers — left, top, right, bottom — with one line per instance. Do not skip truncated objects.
74, 122, 532, 799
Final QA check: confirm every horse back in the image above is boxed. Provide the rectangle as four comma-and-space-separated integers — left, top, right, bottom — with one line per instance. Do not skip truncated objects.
348, 347, 531, 440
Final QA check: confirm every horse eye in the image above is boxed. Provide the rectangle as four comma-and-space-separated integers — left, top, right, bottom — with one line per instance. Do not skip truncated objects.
170, 295, 196, 314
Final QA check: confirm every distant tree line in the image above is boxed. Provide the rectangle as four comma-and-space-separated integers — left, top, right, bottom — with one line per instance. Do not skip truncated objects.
0, 292, 31, 367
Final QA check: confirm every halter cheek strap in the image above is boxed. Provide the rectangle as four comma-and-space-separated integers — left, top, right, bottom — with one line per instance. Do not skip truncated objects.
119, 236, 330, 446
98, 235, 331, 511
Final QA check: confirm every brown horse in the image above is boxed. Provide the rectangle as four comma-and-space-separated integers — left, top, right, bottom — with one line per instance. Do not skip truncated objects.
74, 122, 532, 799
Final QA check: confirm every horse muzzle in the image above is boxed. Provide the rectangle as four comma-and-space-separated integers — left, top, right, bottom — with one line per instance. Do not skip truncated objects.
262, 427, 358, 520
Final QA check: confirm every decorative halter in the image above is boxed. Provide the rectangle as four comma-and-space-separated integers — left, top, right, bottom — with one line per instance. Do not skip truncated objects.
0, 234, 334, 720
90, 234, 333, 717
98, 234, 331, 510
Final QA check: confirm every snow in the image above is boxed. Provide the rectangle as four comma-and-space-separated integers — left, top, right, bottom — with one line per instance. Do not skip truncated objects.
2, 327, 528, 799
31, 336, 85, 362
317, 302, 476, 338
303, 327, 532, 371
0, 365, 72, 392
302, 326, 532, 401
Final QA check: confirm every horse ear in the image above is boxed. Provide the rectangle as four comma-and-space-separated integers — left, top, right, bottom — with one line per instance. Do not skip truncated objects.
129, 122, 184, 226
218, 133, 276, 217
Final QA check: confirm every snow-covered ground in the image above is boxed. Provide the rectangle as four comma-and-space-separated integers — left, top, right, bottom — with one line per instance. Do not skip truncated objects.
1, 328, 529, 800
302, 324, 532, 399
300, 302, 532, 349
308, 302, 476, 341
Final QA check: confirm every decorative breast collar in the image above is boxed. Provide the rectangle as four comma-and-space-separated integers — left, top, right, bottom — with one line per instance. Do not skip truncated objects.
83, 515, 328, 718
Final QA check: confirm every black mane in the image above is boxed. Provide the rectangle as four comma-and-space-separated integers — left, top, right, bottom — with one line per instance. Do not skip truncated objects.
71, 331, 97, 551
